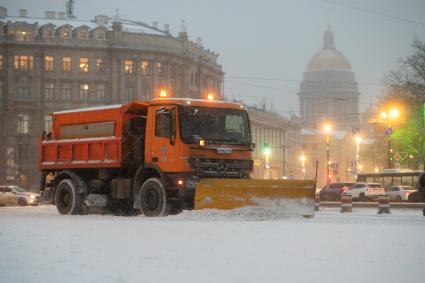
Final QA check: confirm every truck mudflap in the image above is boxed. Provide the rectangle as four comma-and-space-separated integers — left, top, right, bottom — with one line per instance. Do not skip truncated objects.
194, 179, 316, 217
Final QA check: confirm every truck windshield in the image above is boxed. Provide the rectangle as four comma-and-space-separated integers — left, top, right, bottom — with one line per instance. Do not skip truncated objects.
179, 106, 251, 145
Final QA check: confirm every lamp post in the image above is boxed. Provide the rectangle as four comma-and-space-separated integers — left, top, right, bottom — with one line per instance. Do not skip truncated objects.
355, 135, 361, 178
263, 143, 271, 179
380, 108, 399, 169
324, 123, 332, 184
300, 152, 306, 180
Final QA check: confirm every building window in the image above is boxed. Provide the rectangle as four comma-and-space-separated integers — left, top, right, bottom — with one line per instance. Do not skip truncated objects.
0, 54, 3, 70
124, 60, 134, 75
96, 85, 105, 101
80, 84, 89, 101
6, 147, 16, 181
141, 61, 149, 75
18, 79, 30, 99
14, 55, 33, 70
44, 115, 53, 133
62, 83, 72, 100
17, 114, 29, 134
96, 58, 104, 73
125, 82, 133, 102
157, 62, 164, 78
44, 82, 54, 101
97, 32, 105, 40
45, 28, 53, 38
62, 30, 70, 39
79, 30, 88, 39
63, 57, 71, 72
80, 58, 89, 72
16, 30, 32, 41
44, 56, 54, 72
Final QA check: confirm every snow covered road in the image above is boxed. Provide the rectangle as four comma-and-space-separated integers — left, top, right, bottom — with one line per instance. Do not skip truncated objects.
1, 205, 424, 283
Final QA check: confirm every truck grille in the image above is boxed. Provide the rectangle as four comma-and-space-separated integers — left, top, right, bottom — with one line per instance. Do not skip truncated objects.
188, 158, 252, 178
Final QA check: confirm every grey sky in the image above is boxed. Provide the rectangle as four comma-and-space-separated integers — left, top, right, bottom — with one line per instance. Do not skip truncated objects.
5, 0, 425, 117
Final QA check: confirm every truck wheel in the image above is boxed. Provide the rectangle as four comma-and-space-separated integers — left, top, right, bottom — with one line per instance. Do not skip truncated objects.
139, 178, 167, 217
55, 179, 82, 215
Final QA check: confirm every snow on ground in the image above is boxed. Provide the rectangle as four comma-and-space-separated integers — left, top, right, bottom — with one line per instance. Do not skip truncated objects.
1, 205, 425, 283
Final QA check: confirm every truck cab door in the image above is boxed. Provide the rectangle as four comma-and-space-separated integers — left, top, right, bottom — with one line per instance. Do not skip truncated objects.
148, 106, 179, 172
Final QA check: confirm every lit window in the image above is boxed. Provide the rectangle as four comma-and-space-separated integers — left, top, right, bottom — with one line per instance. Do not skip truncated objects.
63, 31, 70, 39
14, 55, 34, 70
44, 115, 53, 133
141, 61, 149, 75
80, 84, 89, 101
63, 57, 71, 72
80, 58, 89, 72
96, 58, 104, 73
96, 85, 105, 101
44, 82, 54, 101
16, 30, 32, 41
0, 54, 3, 70
18, 79, 30, 99
17, 114, 29, 134
62, 83, 72, 100
124, 60, 134, 75
44, 56, 54, 71
79, 30, 88, 39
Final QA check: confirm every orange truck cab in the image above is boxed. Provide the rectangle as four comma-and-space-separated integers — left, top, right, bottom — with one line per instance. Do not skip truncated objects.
39, 98, 254, 216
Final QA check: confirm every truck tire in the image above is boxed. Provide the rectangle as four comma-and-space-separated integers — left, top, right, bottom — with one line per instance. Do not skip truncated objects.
139, 178, 167, 217
55, 179, 82, 215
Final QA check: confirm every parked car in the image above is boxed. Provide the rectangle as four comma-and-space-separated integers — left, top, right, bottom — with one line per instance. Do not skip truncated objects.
0, 185, 41, 206
347, 183, 386, 201
386, 185, 416, 202
319, 182, 355, 201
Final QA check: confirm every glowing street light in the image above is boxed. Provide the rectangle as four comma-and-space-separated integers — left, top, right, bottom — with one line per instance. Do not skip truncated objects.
300, 152, 306, 179
355, 135, 362, 177
323, 123, 333, 184
379, 107, 400, 169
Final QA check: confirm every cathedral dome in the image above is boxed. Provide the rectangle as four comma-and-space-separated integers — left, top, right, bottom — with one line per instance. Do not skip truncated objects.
306, 28, 351, 71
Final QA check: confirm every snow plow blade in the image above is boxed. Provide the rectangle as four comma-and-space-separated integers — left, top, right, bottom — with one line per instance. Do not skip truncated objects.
194, 179, 316, 217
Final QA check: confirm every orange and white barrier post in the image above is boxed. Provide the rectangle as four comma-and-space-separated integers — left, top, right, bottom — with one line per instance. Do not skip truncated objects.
340, 194, 352, 213
314, 194, 320, 212
377, 195, 391, 214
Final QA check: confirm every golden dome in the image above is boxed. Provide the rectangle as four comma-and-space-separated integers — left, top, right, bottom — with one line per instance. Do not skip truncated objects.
306, 28, 351, 71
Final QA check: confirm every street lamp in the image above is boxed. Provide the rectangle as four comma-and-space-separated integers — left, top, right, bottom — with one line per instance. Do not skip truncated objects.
355, 135, 362, 177
262, 143, 271, 179
300, 152, 306, 180
380, 107, 399, 169
323, 123, 332, 184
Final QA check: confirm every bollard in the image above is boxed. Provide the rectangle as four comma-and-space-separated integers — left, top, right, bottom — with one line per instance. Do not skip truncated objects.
340, 194, 352, 213
377, 195, 391, 214
314, 194, 320, 212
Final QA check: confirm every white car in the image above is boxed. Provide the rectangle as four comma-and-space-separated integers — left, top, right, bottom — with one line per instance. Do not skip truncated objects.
347, 183, 386, 201
0, 185, 41, 206
386, 185, 416, 202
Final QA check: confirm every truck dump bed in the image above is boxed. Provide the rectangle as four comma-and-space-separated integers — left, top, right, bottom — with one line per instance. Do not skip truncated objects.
39, 102, 147, 170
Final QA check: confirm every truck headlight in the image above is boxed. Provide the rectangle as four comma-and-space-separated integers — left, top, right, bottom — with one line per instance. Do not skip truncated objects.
30, 195, 36, 199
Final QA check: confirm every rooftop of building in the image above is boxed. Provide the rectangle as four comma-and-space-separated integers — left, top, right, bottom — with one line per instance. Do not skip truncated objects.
306, 27, 352, 71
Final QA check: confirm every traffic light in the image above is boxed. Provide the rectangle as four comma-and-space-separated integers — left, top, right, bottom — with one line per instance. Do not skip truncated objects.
262, 143, 271, 157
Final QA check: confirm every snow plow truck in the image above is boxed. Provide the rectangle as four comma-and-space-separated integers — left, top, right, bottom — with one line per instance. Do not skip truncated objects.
39, 98, 316, 216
